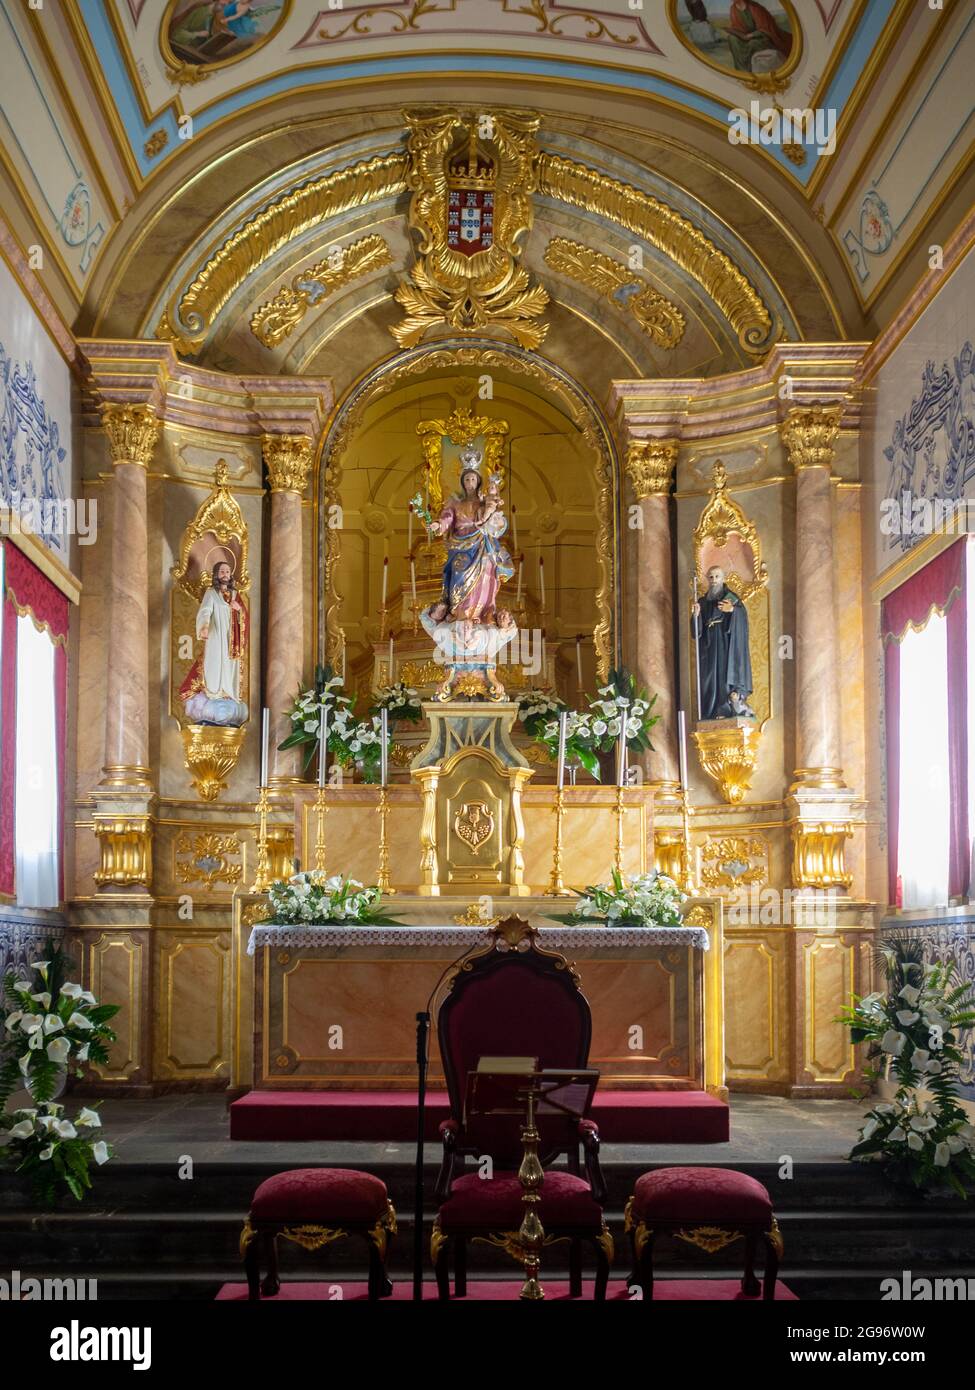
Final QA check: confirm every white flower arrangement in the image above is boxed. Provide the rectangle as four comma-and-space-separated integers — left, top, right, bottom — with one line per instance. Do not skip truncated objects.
280, 674, 383, 780
1, 953, 118, 1108
267, 872, 399, 927
561, 869, 687, 929
370, 681, 422, 724
840, 948, 975, 1196
1, 1100, 112, 1206
516, 689, 566, 736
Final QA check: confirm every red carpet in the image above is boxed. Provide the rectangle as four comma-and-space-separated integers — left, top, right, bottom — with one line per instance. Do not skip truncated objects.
217, 1279, 795, 1301
229, 1089, 729, 1144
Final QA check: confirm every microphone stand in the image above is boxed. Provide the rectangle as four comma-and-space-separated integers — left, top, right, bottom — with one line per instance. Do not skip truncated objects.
413, 933, 492, 1301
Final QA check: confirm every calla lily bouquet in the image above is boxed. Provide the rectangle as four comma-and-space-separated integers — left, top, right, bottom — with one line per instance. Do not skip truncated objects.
268, 872, 401, 927
1, 1101, 112, 1207
515, 689, 567, 738
370, 680, 422, 724
279, 666, 383, 782
0, 951, 118, 1109
839, 943, 975, 1196
537, 669, 658, 780
551, 869, 687, 929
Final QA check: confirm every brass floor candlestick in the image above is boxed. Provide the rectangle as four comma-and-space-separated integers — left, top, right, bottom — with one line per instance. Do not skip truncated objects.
544, 787, 567, 896
613, 784, 626, 877
681, 789, 695, 894
313, 785, 328, 873
250, 785, 272, 892
517, 1083, 545, 1301
377, 785, 394, 893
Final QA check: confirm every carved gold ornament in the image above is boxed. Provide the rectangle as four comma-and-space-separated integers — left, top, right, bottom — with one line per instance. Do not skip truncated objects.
625, 439, 679, 500
392, 110, 549, 350
100, 404, 160, 470
780, 405, 843, 472
263, 434, 313, 495
155, 153, 407, 353
453, 901, 501, 927
174, 831, 243, 889
172, 461, 251, 600
792, 822, 852, 890
93, 816, 153, 888
692, 721, 762, 805
536, 155, 774, 354
144, 129, 169, 159
544, 239, 685, 349
179, 725, 247, 803
700, 834, 769, 893
367, 1200, 398, 1259
693, 461, 768, 600
454, 801, 495, 855
675, 1226, 743, 1255
280, 1225, 348, 1252
251, 235, 392, 349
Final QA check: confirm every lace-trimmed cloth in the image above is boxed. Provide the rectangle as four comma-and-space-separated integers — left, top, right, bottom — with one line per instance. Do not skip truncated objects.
246, 923, 710, 954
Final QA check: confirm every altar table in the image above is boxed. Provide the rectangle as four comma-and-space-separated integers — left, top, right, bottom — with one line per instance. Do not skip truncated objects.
239, 919, 724, 1096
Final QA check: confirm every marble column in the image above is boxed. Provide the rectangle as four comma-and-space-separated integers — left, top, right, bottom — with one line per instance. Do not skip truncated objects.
780, 406, 845, 789
264, 434, 313, 785
624, 439, 680, 794
99, 404, 159, 790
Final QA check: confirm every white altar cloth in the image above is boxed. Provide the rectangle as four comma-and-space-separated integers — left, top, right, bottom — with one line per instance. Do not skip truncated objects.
247, 922, 710, 954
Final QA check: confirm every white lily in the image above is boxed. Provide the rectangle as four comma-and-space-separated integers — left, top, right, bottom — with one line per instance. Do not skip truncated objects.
933, 1142, 950, 1167
4, 1010, 23, 1031
861, 1117, 879, 1139
906, 1131, 924, 1151
76, 1043, 90, 1062
67, 1012, 93, 1031
898, 984, 920, 1005
9, 1120, 34, 1139
46, 1036, 71, 1064
39, 1145, 54, 1161
18, 1052, 32, 1077
42, 1014, 64, 1035
895, 1009, 919, 1026
20, 1015, 43, 1034
889, 1126, 906, 1142
59, 982, 84, 999
76, 1108, 101, 1128
92, 1141, 110, 1165
880, 1029, 905, 1055
30, 961, 51, 978
53, 1120, 77, 1139
12, 979, 32, 994
31, 991, 52, 1009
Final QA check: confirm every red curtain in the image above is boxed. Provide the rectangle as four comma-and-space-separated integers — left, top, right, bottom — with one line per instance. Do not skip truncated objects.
881, 538, 968, 905
1, 540, 70, 906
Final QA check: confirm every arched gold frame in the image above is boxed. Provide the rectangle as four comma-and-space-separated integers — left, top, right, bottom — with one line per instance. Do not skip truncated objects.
417, 408, 510, 516
689, 460, 771, 728
666, 0, 802, 94
159, 0, 293, 83
317, 343, 618, 684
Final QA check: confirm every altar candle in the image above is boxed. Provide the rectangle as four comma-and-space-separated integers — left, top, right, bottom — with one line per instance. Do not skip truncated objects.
575, 635, 583, 690
616, 724, 626, 788
260, 707, 269, 788
678, 708, 689, 790
410, 558, 417, 612
340, 645, 346, 684
408, 503, 413, 550
381, 554, 388, 607
388, 633, 394, 682
317, 701, 329, 789
516, 557, 523, 604
556, 711, 567, 790
539, 555, 545, 609
380, 707, 389, 788
511, 504, 518, 552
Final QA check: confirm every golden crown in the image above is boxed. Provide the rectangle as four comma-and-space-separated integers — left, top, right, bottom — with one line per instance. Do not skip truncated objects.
446, 128, 497, 192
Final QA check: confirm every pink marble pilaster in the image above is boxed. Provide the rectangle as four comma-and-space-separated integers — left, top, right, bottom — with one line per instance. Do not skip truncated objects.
264, 435, 313, 784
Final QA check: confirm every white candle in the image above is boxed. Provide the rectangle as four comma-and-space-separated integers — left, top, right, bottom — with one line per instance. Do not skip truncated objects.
408, 503, 413, 550
511, 504, 518, 552
318, 700, 329, 789
388, 634, 394, 682
616, 725, 627, 788
539, 555, 545, 608
516, 559, 523, 604
410, 558, 417, 612
678, 709, 689, 790
381, 555, 388, 606
575, 636, 583, 690
381, 707, 389, 788
556, 711, 567, 790
340, 645, 346, 684
260, 707, 269, 788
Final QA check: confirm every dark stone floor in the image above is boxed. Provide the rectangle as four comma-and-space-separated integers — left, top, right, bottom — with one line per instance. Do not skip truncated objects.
42, 1091, 869, 1167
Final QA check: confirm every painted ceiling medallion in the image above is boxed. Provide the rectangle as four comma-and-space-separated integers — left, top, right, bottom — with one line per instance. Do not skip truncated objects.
160, 0, 292, 84
667, 0, 801, 94
391, 110, 549, 351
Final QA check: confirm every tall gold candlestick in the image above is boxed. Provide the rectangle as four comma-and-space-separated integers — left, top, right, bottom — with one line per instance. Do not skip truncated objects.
377, 785, 394, 894
517, 1083, 545, 1301
313, 784, 328, 872
250, 784, 272, 893
614, 783, 626, 878
544, 786, 567, 896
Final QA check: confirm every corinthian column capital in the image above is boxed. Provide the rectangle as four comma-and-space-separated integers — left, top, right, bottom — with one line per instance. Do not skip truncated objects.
100, 403, 160, 469
263, 434, 314, 495
625, 439, 679, 500
780, 405, 843, 471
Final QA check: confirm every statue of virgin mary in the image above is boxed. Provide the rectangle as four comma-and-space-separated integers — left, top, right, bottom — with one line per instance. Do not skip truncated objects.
428, 446, 514, 622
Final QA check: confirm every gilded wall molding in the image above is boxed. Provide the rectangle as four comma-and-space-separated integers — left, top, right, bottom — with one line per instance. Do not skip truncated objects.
155, 153, 408, 353
250, 234, 393, 349
536, 154, 775, 354
544, 238, 685, 348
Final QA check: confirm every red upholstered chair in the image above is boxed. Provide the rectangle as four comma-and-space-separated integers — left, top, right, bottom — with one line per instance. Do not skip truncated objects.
625, 1167, 783, 1300
240, 1168, 396, 1300
432, 920, 611, 1299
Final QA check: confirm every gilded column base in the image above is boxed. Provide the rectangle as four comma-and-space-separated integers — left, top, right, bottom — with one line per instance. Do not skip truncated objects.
654, 829, 685, 883
648, 779, 682, 812
791, 822, 853, 890
92, 816, 154, 888
180, 724, 246, 802
267, 823, 296, 879
98, 764, 154, 792
790, 767, 847, 792
691, 718, 761, 805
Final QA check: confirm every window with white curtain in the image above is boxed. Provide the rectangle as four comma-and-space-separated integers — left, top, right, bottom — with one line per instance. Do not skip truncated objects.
14, 614, 59, 908
897, 611, 950, 909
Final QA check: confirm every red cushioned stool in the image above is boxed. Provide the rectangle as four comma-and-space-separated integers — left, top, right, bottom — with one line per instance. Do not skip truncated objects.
625, 1167, 782, 1300
241, 1168, 396, 1300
